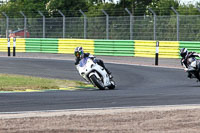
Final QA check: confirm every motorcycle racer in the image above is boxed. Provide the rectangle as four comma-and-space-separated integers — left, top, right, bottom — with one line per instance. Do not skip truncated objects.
180, 48, 200, 80
74, 47, 112, 78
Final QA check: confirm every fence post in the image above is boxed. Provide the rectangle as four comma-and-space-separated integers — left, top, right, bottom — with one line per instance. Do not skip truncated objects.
125, 8, 133, 40
13, 37, 16, 56
171, 7, 179, 41
2, 12, 9, 38
20, 11, 27, 38
58, 10, 65, 38
102, 9, 109, 40
38, 11, 45, 38
7, 37, 10, 56
148, 8, 156, 40
79, 9, 87, 39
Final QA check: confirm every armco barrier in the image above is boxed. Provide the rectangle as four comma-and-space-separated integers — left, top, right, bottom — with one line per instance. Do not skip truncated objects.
25, 38, 58, 53
0, 38, 25, 53
1, 38, 200, 59
134, 40, 156, 58
41, 39, 58, 53
25, 38, 41, 52
94, 40, 134, 56
58, 39, 94, 54
159, 41, 179, 58
180, 41, 200, 53
16, 38, 25, 52
0, 38, 8, 52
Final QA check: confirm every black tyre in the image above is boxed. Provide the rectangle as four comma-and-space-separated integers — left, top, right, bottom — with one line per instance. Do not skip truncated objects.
90, 75, 105, 90
108, 80, 115, 90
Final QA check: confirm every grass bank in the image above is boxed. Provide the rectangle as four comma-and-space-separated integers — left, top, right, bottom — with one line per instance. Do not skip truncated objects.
0, 74, 86, 91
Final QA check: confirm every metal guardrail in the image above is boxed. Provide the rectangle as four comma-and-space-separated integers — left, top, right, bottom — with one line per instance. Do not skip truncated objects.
2, 38, 200, 59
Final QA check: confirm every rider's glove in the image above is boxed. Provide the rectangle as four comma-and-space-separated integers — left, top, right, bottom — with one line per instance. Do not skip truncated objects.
89, 55, 96, 60
184, 68, 188, 72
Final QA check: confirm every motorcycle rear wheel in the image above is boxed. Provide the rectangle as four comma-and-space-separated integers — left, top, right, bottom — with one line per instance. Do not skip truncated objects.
90, 75, 105, 90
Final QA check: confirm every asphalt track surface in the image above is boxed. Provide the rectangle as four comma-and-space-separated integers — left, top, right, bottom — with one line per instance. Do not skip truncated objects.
0, 57, 200, 112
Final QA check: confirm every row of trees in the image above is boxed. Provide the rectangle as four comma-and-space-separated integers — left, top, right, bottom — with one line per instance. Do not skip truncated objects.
0, 0, 199, 18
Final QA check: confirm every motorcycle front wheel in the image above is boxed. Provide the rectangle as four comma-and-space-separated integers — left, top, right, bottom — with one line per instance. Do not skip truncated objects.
90, 75, 105, 90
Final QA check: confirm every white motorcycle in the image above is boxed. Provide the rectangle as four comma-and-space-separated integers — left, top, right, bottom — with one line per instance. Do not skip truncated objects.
76, 57, 116, 90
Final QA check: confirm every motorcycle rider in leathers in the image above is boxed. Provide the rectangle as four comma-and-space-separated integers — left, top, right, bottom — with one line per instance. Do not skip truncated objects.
74, 47, 112, 78
180, 48, 200, 81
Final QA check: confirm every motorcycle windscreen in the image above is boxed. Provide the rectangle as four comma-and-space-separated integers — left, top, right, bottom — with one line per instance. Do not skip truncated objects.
79, 57, 89, 67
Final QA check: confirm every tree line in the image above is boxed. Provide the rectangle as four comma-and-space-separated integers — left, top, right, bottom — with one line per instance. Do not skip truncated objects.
0, 0, 199, 18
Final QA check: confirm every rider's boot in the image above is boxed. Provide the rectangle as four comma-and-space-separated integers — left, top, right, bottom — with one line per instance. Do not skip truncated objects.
193, 72, 200, 82
196, 77, 200, 82
187, 72, 192, 79
96, 59, 113, 79
105, 68, 113, 79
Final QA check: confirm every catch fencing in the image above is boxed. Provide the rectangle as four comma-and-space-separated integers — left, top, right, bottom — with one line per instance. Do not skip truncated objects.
0, 10, 200, 41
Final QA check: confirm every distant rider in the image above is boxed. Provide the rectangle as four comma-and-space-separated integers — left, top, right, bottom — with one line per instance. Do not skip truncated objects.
74, 47, 112, 78
180, 48, 200, 80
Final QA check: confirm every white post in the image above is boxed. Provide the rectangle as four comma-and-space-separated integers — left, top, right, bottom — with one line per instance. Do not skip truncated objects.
7, 38, 10, 56
155, 41, 159, 65
13, 37, 16, 56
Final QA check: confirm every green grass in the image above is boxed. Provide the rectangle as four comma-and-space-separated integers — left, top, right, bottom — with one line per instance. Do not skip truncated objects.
0, 74, 86, 91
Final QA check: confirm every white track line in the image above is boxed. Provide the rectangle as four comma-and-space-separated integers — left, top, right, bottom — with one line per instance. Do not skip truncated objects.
1, 104, 200, 119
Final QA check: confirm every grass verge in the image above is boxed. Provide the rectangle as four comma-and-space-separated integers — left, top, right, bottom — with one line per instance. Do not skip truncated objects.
0, 74, 87, 91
